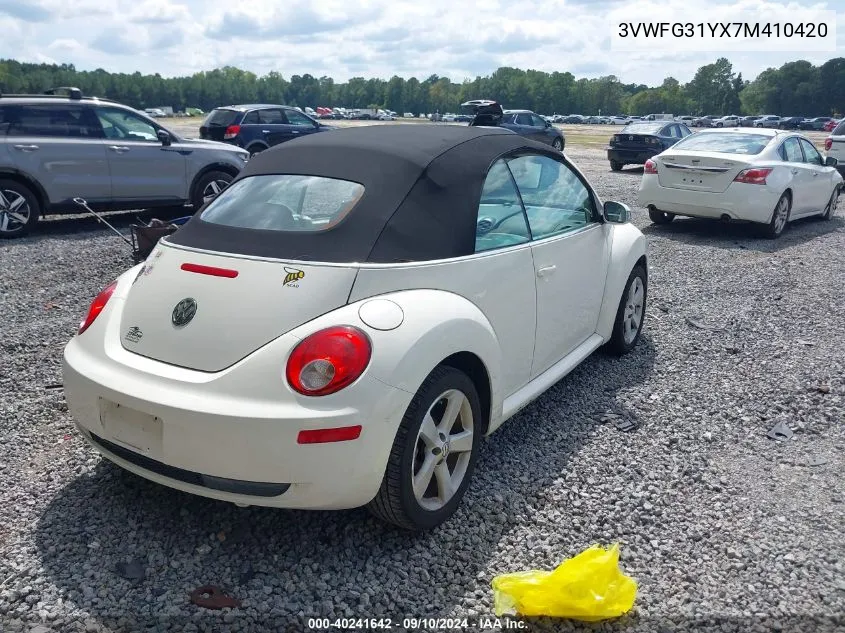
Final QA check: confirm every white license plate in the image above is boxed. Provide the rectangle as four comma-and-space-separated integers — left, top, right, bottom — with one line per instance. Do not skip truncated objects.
98, 399, 163, 454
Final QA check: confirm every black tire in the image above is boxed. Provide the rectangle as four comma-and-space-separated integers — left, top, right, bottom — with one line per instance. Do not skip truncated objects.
607, 264, 647, 356
246, 144, 267, 157
610, 160, 623, 172
821, 187, 838, 220
648, 207, 675, 224
367, 365, 482, 531
761, 192, 791, 239
191, 170, 234, 209
0, 179, 41, 239
552, 137, 564, 151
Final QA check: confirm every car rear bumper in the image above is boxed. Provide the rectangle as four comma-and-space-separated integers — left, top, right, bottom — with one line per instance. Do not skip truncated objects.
637, 176, 780, 223
607, 148, 658, 164
62, 332, 411, 510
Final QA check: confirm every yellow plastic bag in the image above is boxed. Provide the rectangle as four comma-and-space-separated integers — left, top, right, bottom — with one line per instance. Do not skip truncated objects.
491, 543, 637, 621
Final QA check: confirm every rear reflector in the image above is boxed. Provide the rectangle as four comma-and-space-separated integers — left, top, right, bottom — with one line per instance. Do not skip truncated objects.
180, 263, 239, 278
297, 425, 362, 444
733, 167, 772, 185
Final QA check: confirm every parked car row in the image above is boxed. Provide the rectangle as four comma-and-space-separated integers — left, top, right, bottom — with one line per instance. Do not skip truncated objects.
690, 114, 841, 130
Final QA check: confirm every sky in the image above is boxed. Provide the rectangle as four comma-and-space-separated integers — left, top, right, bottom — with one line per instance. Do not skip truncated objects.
0, 0, 843, 87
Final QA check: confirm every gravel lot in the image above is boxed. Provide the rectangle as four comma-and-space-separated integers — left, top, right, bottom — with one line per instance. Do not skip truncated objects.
0, 129, 843, 633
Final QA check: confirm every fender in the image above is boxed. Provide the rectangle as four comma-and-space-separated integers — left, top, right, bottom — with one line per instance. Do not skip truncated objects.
0, 166, 50, 208
596, 223, 648, 341
285, 288, 503, 431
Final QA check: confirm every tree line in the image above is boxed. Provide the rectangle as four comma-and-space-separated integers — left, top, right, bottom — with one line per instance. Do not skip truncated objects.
1, 56, 843, 117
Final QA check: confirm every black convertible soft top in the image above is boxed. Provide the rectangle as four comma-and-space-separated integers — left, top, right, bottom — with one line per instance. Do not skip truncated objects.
169, 124, 556, 263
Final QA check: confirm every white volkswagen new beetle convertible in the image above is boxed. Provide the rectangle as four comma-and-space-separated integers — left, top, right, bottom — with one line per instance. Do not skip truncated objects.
638, 128, 842, 238
63, 125, 648, 530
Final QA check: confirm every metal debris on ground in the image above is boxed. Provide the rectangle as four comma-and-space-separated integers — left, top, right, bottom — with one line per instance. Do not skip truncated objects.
685, 316, 725, 331
807, 456, 828, 467
190, 585, 241, 609
767, 421, 794, 441
797, 339, 816, 346
114, 558, 146, 582
599, 412, 639, 432
813, 384, 831, 394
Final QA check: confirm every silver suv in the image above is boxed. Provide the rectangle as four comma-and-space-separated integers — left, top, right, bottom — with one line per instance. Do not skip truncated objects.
0, 87, 250, 238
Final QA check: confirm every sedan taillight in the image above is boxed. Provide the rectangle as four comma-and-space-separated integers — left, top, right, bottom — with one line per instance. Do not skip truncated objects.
733, 167, 773, 185
223, 125, 241, 140
644, 160, 657, 174
286, 326, 371, 396
825, 138, 832, 151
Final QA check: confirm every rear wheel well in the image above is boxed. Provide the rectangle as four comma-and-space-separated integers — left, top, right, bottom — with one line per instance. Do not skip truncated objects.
0, 171, 46, 212
635, 254, 647, 277
439, 352, 491, 435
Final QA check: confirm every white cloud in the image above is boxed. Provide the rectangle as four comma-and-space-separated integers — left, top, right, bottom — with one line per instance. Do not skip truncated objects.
0, 0, 842, 85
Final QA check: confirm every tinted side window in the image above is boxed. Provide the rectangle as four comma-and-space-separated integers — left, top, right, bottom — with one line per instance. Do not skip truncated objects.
779, 137, 804, 162
475, 159, 531, 253
0, 106, 10, 135
7, 104, 104, 138
515, 113, 533, 126
531, 114, 546, 127
506, 154, 596, 240
241, 111, 259, 124
259, 109, 285, 124
95, 107, 157, 141
799, 138, 823, 165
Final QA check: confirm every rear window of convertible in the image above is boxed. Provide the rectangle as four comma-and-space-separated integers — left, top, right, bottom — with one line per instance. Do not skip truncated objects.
199, 175, 365, 232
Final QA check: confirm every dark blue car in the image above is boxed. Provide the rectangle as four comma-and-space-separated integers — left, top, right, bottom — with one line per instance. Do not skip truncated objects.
606, 121, 691, 171
461, 100, 565, 151
199, 104, 335, 156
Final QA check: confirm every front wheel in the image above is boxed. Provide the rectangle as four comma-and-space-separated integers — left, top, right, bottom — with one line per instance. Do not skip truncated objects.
607, 265, 647, 355
191, 170, 234, 209
648, 207, 675, 224
367, 366, 482, 530
761, 192, 791, 239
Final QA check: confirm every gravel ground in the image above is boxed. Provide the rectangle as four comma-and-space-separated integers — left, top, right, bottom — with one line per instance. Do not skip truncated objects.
0, 142, 843, 633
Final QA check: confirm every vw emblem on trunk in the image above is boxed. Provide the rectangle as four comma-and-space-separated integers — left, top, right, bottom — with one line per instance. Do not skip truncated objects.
172, 298, 197, 327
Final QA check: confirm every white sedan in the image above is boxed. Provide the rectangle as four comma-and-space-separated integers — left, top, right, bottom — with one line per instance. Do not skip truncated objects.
638, 128, 842, 238
62, 125, 648, 530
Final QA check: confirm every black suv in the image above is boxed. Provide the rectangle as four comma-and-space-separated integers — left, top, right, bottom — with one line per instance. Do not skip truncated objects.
460, 100, 565, 151
200, 104, 335, 155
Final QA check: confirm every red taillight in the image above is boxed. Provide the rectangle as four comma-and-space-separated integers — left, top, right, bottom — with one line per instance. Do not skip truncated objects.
180, 263, 239, 278
644, 159, 657, 174
285, 326, 371, 396
825, 138, 832, 151
78, 280, 118, 335
733, 167, 772, 185
223, 125, 240, 140
297, 425, 363, 444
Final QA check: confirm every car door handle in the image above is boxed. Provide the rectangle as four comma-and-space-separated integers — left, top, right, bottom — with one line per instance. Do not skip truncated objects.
537, 265, 557, 278
108, 145, 130, 153
13, 144, 39, 151
261, 130, 270, 133
291, 130, 300, 134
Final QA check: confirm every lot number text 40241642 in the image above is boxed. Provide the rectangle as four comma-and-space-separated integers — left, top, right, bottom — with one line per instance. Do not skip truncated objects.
306, 617, 527, 630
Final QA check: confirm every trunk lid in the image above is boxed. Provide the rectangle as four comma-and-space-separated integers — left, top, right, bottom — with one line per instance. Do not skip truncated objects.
199, 108, 240, 141
461, 100, 504, 127
612, 133, 660, 149
654, 151, 751, 193
118, 243, 358, 372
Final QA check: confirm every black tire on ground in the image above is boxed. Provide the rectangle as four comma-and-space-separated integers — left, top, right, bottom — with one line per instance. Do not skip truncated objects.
648, 208, 675, 224
0, 179, 41, 239
760, 192, 791, 239
610, 160, 623, 172
367, 365, 483, 531
606, 264, 648, 356
821, 187, 838, 220
246, 144, 267, 157
191, 170, 234, 209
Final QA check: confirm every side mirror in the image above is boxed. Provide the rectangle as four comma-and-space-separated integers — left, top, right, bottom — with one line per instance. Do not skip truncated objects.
603, 200, 630, 224
825, 155, 838, 167
157, 130, 172, 146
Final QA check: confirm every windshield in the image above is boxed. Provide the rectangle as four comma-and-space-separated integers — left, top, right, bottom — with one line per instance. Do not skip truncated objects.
672, 132, 771, 155
200, 174, 365, 232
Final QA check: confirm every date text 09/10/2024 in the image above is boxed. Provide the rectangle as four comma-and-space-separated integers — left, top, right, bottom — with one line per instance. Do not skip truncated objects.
307, 617, 527, 630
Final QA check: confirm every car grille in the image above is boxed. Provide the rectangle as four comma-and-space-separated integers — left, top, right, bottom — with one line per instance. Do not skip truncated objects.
89, 433, 290, 497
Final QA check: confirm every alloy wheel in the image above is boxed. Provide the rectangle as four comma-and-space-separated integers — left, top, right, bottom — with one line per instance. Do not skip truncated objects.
411, 389, 474, 511
774, 196, 789, 234
623, 276, 644, 345
0, 189, 31, 234
202, 179, 230, 204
